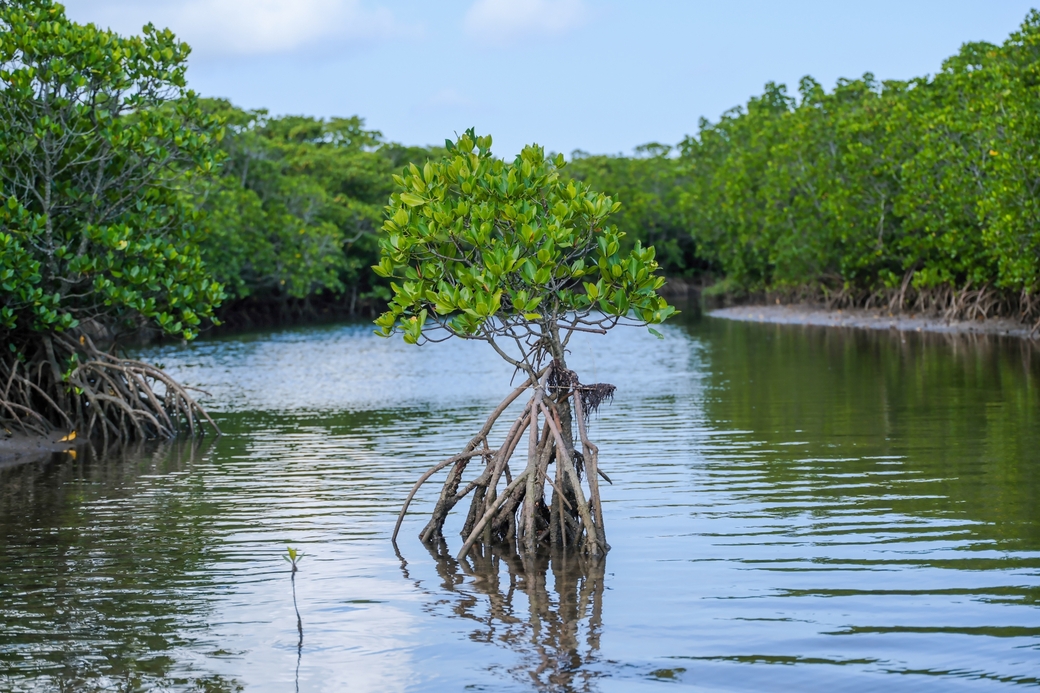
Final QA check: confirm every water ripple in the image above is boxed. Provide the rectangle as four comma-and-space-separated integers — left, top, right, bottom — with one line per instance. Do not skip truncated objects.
1, 318, 1038, 691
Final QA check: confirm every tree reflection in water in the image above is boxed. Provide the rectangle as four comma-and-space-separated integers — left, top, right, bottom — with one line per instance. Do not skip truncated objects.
0, 437, 244, 692
400, 540, 606, 692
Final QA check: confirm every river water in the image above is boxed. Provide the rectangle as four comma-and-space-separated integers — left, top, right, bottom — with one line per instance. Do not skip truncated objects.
1, 312, 1038, 692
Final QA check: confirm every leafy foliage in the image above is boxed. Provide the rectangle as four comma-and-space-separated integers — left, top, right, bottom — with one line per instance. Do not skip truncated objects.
565, 145, 705, 277
9, 0, 1040, 347
196, 100, 428, 316
674, 11, 1040, 304
542, 10, 1040, 318
0, 0, 224, 340
676, 78, 910, 294
373, 130, 674, 364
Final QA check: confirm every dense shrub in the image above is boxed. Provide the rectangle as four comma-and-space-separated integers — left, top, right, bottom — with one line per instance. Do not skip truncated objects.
673, 11, 1040, 318
196, 101, 428, 321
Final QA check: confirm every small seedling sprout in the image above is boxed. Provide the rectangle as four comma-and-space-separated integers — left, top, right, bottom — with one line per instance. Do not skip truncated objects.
284, 546, 305, 572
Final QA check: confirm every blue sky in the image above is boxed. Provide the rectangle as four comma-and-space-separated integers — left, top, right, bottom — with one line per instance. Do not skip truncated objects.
63, 1, 1039, 158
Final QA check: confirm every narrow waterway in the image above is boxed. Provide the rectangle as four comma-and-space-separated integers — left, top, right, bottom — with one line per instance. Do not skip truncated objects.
2, 313, 1038, 692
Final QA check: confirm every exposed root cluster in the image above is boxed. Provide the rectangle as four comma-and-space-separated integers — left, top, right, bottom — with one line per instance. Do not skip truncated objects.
758, 279, 1040, 334
1, 331, 219, 443
393, 360, 614, 559
548, 365, 616, 426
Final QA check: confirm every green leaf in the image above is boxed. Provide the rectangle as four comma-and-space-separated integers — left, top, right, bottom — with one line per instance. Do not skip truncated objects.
371, 129, 674, 353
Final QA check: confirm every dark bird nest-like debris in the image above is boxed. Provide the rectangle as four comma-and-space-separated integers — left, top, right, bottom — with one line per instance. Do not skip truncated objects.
548, 360, 615, 424
577, 383, 616, 421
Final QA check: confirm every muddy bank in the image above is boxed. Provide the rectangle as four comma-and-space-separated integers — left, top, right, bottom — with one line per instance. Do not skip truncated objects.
0, 431, 78, 470
709, 304, 1038, 339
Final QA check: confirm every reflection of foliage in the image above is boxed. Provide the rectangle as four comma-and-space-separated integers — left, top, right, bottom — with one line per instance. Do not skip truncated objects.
403, 542, 606, 692
0, 440, 241, 692
699, 318, 1040, 549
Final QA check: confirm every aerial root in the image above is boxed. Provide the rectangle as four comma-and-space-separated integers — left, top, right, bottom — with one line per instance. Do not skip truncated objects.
394, 362, 613, 560
391, 448, 490, 543
0, 331, 219, 441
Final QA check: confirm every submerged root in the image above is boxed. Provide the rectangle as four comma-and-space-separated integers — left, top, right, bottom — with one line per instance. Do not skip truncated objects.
394, 361, 613, 560
1, 332, 219, 442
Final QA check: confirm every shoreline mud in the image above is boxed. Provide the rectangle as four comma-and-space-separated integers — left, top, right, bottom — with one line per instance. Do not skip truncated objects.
709, 304, 1038, 340
0, 431, 78, 470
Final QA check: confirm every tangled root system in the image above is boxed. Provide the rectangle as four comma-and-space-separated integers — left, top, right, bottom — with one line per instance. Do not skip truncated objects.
395, 360, 616, 560
1, 331, 219, 444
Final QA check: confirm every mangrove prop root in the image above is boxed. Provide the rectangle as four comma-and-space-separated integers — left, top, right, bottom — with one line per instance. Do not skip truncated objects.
0, 332, 219, 441
391, 449, 490, 543
395, 361, 614, 559
573, 390, 609, 552
761, 281, 1040, 332
417, 377, 537, 544
540, 401, 605, 556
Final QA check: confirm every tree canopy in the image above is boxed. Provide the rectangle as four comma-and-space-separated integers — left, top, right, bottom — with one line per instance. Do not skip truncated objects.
373, 130, 675, 373
673, 10, 1040, 315
0, 0, 224, 341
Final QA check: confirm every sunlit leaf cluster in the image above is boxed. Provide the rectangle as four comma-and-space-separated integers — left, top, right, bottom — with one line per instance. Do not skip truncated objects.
373, 130, 674, 353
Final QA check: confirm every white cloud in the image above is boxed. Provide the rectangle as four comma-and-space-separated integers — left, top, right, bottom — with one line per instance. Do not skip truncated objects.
463, 0, 588, 44
62, 0, 414, 58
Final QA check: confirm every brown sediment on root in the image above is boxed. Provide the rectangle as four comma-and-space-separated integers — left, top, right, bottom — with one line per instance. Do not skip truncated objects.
710, 304, 1040, 339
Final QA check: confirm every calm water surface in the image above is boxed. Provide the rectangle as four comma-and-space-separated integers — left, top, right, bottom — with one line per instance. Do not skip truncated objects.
2, 313, 1039, 691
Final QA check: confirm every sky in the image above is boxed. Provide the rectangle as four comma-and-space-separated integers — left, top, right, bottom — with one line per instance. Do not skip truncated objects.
63, 0, 1040, 158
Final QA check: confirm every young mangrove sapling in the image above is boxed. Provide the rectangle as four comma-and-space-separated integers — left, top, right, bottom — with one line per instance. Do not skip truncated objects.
378, 130, 675, 558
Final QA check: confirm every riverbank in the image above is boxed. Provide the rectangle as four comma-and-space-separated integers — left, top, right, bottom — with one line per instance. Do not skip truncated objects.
0, 431, 78, 470
709, 303, 1039, 339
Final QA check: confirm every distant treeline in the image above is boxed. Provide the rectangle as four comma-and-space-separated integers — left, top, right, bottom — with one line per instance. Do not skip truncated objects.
10, 2, 1040, 340
192, 100, 440, 328
569, 11, 1040, 322
203, 10, 1040, 329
